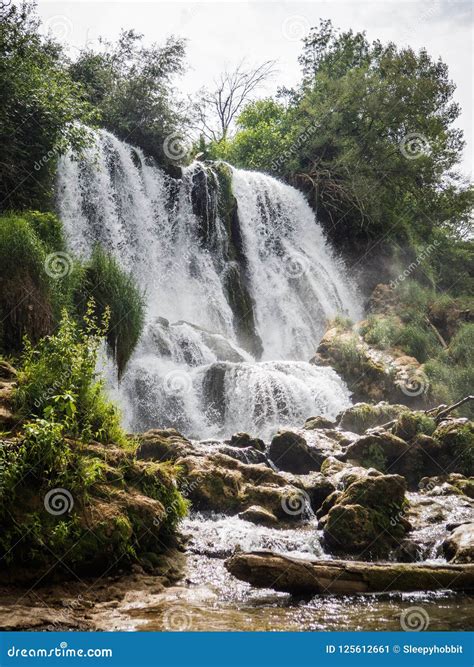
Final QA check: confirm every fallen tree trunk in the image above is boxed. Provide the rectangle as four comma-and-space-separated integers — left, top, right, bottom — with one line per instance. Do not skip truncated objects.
225, 551, 474, 595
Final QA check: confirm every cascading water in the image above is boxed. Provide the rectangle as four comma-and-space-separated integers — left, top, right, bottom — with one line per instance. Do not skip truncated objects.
57, 129, 362, 439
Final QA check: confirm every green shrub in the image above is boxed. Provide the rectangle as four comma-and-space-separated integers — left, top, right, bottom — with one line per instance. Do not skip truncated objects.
15, 304, 126, 445
74, 246, 145, 379
360, 315, 401, 350
0, 214, 56, 352
450, 323, 474, 367
396, 322, 440, 362
23, 211, 65, 253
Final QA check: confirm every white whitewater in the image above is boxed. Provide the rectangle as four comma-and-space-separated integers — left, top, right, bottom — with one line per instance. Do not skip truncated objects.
57, 129, 362, 439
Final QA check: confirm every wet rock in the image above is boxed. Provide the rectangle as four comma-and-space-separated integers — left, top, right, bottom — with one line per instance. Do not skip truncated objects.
337, 402, 408, 434
176, 452, 305, 520
443, 523, 474, 563
316, 490, 342, 521
269, 431, 323, 474
296, 473, 336, 513
175, 320, 248, 363
419, 474, 474, 499
321, 474, 409, 558
238, 505, 278, 527
202, 363, 227, 422
344, 432, 409, 473
392, 411, 436, 441
313, 325, 426, 406
320, 457, 382, 489
304, 415, 336, 430
137, 428, 193, 462
228, 432, 265, 452
225, 551, 474, 595
218, 445, 267, 465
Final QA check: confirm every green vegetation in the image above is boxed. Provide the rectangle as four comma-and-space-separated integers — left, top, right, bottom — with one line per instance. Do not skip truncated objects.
15, 304, 126, 445
0, 212, 59, 351
214, 20, 472, 295
0, 308, 187, 577
0, 2, 94, 210
360, 280, 474, 416
69, 29, 186, 166
74, 247, 145, 379
0, 212, 144, 377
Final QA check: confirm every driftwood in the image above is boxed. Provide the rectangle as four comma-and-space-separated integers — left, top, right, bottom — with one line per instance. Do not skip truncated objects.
225, 551, 474, 595
424, 316, 448, 349
433, 395, 474, 423
377, 395, 474, 432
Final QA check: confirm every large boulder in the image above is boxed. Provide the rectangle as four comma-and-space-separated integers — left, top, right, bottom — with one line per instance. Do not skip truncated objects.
337, 402, 408, 434
443, 523, 474, 563
296, 472, 336, 513
304, 415, 336, 430
344, 432, 410, 472
321, 473, 409, 558
269, 430, 341, 474
269, 431, 321, 473
312, 325, 426, 406
228, 432, 265, 452
176, 452, 307, 521
238, 505, 278, 527
137, 428, 193, 462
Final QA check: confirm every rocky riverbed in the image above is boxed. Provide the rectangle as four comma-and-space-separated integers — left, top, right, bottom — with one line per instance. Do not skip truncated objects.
1, 401, 473, 631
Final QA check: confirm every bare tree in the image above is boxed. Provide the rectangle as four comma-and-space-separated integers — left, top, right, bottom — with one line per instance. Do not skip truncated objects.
193, 60, 276, 143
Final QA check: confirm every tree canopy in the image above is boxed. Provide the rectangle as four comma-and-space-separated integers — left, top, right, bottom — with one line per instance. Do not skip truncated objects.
216, 20, 472, 289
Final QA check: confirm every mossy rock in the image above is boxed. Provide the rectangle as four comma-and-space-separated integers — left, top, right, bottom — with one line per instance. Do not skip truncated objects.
392, 411, 436, 441
337, 402, 409, 434
304, 415, 336, 430
321, 473, 408, 558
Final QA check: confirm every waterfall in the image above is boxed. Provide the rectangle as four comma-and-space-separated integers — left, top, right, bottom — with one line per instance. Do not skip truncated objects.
57, 129, 362, 439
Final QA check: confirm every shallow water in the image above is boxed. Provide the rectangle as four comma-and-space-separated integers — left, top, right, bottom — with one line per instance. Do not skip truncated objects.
120, 512, 473, 632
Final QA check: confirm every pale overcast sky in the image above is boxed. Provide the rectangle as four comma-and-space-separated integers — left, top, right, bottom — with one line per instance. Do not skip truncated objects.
36, 0, 473, 178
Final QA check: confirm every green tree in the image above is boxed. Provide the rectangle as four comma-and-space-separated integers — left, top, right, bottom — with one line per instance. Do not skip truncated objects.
69, 29, 187, 165
224, 20, 473, 288
0, 2, 94, 210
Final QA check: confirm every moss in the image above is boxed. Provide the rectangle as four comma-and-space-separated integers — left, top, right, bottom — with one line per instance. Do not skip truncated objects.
434, 423, 474, 476
338, 402, 409, 434
360, 443, 387, 472
393, 411, 437, 441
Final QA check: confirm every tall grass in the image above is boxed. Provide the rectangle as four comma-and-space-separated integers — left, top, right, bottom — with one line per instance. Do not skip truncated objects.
0, 214, 55, 351
74, 246, 145, 379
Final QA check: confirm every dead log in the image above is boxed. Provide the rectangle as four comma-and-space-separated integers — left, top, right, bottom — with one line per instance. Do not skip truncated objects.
225, 551, 474, 595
